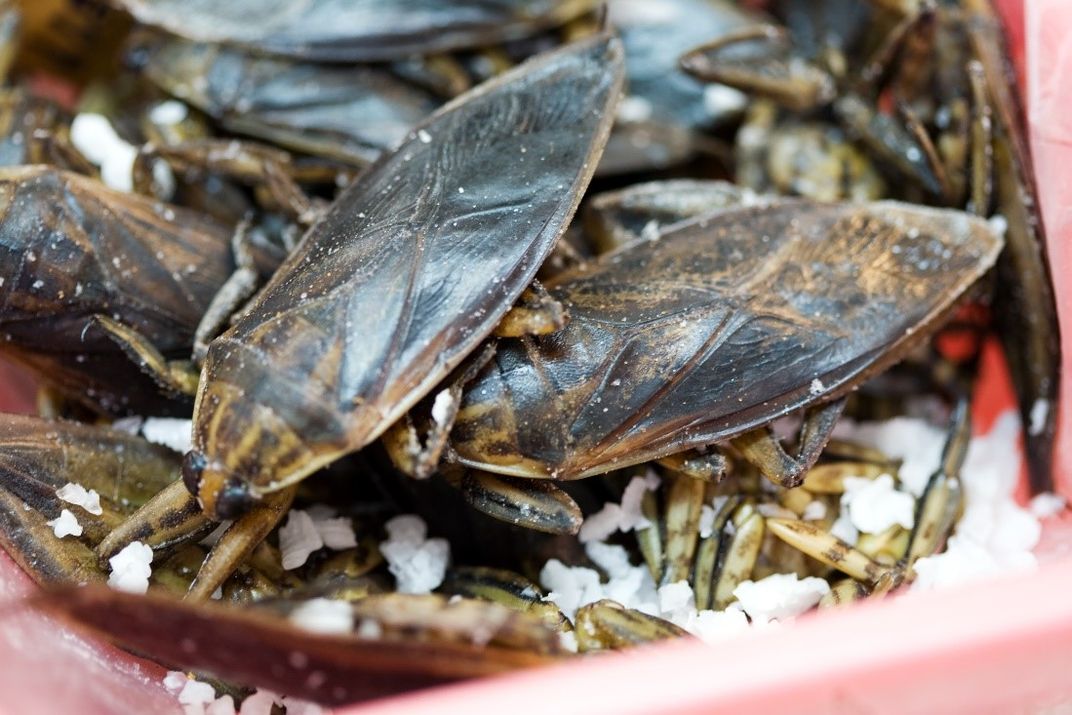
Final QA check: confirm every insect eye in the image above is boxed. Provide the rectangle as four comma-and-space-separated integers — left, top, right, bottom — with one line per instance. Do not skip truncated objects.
215, 479, 254, 520
181, 451, 206, 495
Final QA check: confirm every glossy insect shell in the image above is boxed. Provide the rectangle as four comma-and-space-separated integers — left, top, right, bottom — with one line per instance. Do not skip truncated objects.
189, 34, 625, 517
116, 0, 594, 62
451, 200, 1003, 479
0, 413, 182, 585
0, 166, 233, 414
138, 35, 440, 166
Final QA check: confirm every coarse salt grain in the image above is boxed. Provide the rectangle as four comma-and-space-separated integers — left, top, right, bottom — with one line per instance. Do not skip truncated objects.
111, 415, 144, 434
698, 504, 716, 539
380, 514, 450, 594
809, 378, 825, 395
56, 482, 103, 515
1029, 398, 1050, 436
657, 581, 694, 623
832, 416, 945, 497
141, 417, 193, 453
107, 541, 153, 594
149, 99, 188, 125
1030, 492, 1066, 519
289, 598, 354, 635
829, 508, 858, 545
578, 471, 659, 543
238, 690, 281, 715
840, 474, 915, 534
70, 113, 138, 192
178, 679, 217, 709
205, 696, 236, 715
163, 671, 189, 695
313, 515, 358, 550
801, 500, 827, 521
356, 618, 383, 640
430, 389, 455, 427
47, 509, 82, 538
733, 573, 830, 622
279, 510, 324, 570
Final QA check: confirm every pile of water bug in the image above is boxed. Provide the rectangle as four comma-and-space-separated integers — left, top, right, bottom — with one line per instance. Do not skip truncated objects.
0, 0, 1058, 707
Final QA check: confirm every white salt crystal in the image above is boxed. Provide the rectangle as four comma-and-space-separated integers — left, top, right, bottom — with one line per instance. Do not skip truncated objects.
733, 573, 830, 622
56, 482, 103, 515
71, 113, 139, 193
47, 509, 82, 538
841, 474, 915, 534
1030, 492, 1066, 519
205, 696, 236, 715
987, 214, 1008, 240
141, 417, 193, 453
579, 472, 658, 543
559, 630, 578, 653
584, 541, 658, 615
163, 671, 189, 695
657, 581, 694, 623
832, 417, 945, 497
539, 560, 604, 621
356, 618, 383, 640
703, 84, 747, 118
430, 389, 454, 427
312, 515, 357, 550
681, 607, 751, 644
178, 679, 217, 708
417, 129, 432, 144
577, 504, 624, 544
111, 416, 144, 435
107, 541, 153, 594
1029, 399, 1049, 436
829, 509, 858, 545
289, 598, 354, 635
70, 113, 120, 165
617, 95, 653, 123
698, 505, 716, 539
238, 690, 281, 715
150, 100, 188, 125
279, 510, 323, 570
801, 500, 827, 521
380, 514, 449, 594
809, 378, 825, 396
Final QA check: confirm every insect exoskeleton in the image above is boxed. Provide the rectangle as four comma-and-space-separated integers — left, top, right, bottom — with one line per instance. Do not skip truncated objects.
449, 199, 1003, 484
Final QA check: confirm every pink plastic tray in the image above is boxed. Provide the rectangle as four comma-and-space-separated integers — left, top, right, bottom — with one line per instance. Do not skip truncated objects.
2, 1, 1071, 713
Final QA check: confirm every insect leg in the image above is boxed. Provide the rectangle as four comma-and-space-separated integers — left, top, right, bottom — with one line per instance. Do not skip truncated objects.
192, 217, 260, 364
458, 470, 582, 535
966, 60, 993, 216
493, 281, 569, 338
766, 518, 894, 585
731, 397, 846, 488
97, 479, 213, 563
90, 315, 200, 396
28, 127, 97, 176
661, 474, 705, 586
655, 450, 726, 482
693, 494, 740, 610
711, 501, 765, 610
818, 578, 870, 609
903, 399, 969, 577
186, 486, 296, 600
